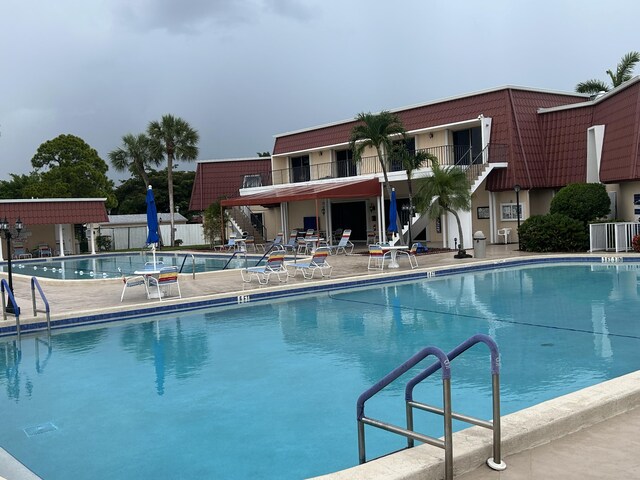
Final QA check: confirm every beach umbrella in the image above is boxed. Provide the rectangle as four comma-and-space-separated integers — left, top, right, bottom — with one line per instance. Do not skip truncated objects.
388, 188, 398, 237
146, 185, 160, 267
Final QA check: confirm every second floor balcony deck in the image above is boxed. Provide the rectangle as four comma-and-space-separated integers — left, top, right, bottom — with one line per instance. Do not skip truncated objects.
242, 144, 508, 188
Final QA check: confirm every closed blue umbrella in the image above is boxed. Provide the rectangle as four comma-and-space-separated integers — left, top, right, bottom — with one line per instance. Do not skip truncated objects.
388, 188, 398, 235
146, 186, 159, 267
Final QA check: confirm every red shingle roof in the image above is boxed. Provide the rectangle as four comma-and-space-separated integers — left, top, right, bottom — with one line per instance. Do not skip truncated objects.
0, 199, 108, 225
189, 158, 272, 211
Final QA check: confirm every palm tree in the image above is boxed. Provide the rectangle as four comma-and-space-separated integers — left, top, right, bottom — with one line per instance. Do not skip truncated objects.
350, 111, 406, 240
108, 133, 158, 188
147, 114, 199, 246
414, 161, 472, 258
576, 51, 640, 94
390, 144, 437, 244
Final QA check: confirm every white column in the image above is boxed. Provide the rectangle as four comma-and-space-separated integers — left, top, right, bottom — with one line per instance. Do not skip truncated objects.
380, 182, 387, 243
0, 237, 4, 262
89, 223, 96, 255
57, 224, 65, 257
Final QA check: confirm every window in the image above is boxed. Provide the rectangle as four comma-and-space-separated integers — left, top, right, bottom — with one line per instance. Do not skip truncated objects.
500, 203, 523, 221
242, 175, 262, 188
335, 149, 357, 177
290, 155, 310, 183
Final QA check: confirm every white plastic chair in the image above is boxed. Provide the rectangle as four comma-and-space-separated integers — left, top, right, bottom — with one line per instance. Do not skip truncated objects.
497, 228, 511, 244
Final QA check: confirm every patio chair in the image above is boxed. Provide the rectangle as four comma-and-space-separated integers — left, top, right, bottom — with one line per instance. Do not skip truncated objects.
289, 247, 332, 279
264, 232, 284, 251
35, 243, 53, 257
282, 230, 299, 253
396, 243, 419, 269
366, 231, 378, 245
367, 244, 391, 271
297, 229, 317, 254
12, 242, 32, 259
120, 270, 150, 302
148, 266, 182, 301
328, 229, 354, 255
241, 250, 288, 285
497, 228, 511, 244
215, 236, 238, 251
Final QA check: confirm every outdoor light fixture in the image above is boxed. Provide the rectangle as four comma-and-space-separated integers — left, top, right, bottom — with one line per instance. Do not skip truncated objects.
514, 184, 521, 250
402, 202, 416, 244
369, 204, 375, 213
0, 217, 23, 314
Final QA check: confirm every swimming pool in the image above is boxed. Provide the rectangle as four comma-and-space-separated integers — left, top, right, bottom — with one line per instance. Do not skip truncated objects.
0, 262, 639, 479
1, 252, 260, 280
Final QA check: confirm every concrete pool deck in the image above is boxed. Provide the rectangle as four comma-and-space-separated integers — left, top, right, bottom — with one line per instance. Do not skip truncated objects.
1, 243, 639, 479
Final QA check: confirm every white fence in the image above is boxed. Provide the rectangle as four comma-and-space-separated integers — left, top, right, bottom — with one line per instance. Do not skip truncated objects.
99, 224, 205, 250
589, 222, 640, 252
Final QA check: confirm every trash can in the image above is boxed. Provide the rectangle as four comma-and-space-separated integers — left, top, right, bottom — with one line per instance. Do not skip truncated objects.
473, 231, 486, 258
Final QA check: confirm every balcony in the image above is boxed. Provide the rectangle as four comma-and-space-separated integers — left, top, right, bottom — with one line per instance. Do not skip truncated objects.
242, 144, 508, 188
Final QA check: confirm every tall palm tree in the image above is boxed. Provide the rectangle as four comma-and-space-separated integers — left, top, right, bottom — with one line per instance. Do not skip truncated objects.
390, 144, 437, 244
414, 161, 472, 258
576, 51, 640, 94
350, 111, 406, 240
147, 114, 199, 246
108, 133, 158, 188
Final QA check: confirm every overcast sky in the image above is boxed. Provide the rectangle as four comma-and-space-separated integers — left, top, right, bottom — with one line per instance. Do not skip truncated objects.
1, 0, 638, 184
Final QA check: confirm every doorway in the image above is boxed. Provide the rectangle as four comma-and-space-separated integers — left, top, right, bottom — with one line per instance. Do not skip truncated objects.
330, 201, 367, 241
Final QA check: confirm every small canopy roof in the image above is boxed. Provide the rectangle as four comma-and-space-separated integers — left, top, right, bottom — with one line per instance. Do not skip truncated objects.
220, 178, 380, 207
0, 198, 108, 224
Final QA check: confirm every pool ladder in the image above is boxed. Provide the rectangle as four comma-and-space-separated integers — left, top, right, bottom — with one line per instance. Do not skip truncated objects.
357, 334, 506, 480
0, 277, 51, 339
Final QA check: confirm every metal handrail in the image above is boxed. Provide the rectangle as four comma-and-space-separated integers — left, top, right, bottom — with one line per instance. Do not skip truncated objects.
178, 254, 196, 279
356, 346, 453, 478
405, 333, 505, 472
1, 279, 21, 338
222, 250, 248, 270
31, 277, 51, 334
356, 334, 505, 480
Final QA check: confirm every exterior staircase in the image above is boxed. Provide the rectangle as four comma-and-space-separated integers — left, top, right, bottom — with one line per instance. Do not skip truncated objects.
228, 206, 267, 243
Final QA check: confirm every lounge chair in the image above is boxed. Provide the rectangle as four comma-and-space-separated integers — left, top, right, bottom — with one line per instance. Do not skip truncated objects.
148, 266, 182, 301
264, 232, 284, 251
35, 244, 52, 257
367, 244, 391, 271
215, 236, 239, 251
12, 242, 32, 259
289, 247, 332, 279
120, 270, 150, 302
241, 250, 288, 285
397, 243, 419, 269
328, 229, 354, 255
366, 231, 378, 245
282, 230, 299, 253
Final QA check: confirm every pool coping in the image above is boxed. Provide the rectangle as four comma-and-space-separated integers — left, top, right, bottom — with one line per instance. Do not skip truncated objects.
309, 369, 640, 479
2, 252, 639, 337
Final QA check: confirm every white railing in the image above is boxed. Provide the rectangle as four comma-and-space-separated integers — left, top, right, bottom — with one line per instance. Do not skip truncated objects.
589, 222, 640, 252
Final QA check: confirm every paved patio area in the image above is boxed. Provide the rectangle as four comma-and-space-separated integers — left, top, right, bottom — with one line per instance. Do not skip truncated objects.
1, 243, 639, 480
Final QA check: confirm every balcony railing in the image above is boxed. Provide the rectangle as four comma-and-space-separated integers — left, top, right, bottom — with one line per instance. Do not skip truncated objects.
241, 144, 508, 188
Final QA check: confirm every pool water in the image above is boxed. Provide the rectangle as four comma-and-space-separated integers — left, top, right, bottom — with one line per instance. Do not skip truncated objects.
0, 263, 639, 479
3, 252, 260, 280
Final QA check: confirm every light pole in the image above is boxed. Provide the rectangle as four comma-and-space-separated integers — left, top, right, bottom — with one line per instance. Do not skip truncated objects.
1, 217, 23, 313
514, 184, 521, 250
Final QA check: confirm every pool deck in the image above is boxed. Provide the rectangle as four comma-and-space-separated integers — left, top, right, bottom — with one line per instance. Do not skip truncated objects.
1, 243, 639, 479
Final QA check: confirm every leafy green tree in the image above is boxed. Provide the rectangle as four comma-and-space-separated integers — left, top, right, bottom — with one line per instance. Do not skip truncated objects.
350, 111, 406, 240
147, 115, 199, 246
390, 144, 437, 244
0, 173, 41, 199
257, 151, 271, 157
113, 169, 195, 218
28, 134, 117, 208
415, 161, 471, 258
550, 183, 610, 224
576, 51, 640, 94
202, 201, 227, 248
108, 133, 160, 188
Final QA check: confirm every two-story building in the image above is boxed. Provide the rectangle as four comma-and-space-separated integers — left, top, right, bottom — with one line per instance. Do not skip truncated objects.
204, 78, 640, 249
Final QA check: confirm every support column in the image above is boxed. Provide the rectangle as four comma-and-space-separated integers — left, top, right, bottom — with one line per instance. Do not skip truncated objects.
89, 223, 96, 255
0, 236, 4, 262
57, 224, 65, 257
380, 182, 387, 243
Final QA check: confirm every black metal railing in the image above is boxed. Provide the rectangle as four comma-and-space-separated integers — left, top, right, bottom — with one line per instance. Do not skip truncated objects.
239, 143, 508, 187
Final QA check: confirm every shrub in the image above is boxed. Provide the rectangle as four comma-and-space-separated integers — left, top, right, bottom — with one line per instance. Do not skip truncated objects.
633, 234, 640, 253
174, 239, 184, 247
550, 183, 610, 224
96, 235, 112, 251
519, 213, 589, 252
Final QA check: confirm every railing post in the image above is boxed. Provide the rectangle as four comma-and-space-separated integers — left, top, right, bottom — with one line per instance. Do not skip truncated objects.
486, 372, 506, 470
357, 420, 366, 464
443, 377, 453, 480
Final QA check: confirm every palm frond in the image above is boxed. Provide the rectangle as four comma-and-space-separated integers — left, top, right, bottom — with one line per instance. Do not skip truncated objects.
607, 50, 640, 87
575, 79, 609, 94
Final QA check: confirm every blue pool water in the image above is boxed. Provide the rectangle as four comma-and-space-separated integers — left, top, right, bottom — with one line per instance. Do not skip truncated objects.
0, 263, 639, 479
2, 252, 260, 280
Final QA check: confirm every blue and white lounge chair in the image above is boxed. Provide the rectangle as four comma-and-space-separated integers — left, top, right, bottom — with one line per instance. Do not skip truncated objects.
120, 269, 150, 302
282, 230, 299, 253
328, 229, 354, 255
289, 247, 332, 279
241, 250, 288, 285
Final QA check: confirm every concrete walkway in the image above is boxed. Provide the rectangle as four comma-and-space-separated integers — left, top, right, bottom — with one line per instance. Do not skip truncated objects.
1, 243, 639, 480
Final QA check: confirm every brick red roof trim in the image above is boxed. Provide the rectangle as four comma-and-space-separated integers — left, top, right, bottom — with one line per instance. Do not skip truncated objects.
0, 200, 108, 225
